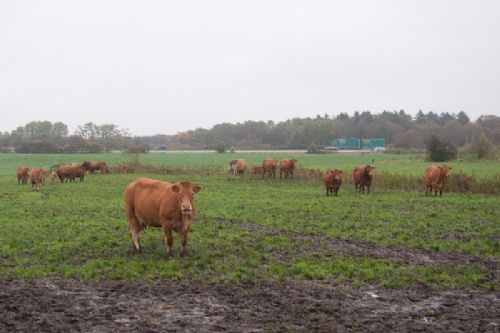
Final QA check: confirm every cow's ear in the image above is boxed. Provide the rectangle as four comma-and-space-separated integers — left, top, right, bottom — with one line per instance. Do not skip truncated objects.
192, 185, 202, 193
171, 184, 179, 193
448, 167, 452, 170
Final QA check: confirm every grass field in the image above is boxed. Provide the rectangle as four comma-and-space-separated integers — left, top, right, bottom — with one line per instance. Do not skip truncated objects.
1, 152, 499, 331
0, 152, 498, 291
1, 151, 499, 177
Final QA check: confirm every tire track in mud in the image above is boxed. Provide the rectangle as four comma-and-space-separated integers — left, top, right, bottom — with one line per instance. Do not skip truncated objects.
216, 219, 498, 275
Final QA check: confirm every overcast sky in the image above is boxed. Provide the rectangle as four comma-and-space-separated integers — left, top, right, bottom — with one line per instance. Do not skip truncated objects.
1, 1, 499, 136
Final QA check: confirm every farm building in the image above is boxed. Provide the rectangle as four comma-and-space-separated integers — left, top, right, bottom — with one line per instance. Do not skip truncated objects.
328, 138, 385, 150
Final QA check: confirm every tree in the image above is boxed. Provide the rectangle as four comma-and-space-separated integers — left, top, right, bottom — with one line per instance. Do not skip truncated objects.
75, 122, 99, 140
467, 132, 496, 159
457, 111, 470, 126
425, 135, 457, 162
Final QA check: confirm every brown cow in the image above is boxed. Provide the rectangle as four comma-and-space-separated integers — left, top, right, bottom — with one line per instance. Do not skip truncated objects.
29, 167, 49, 191
424, 165, 452, 196
56, 165, 86, 183
262, 159, 278, 179
353, 165, 375, 193
324, 169, 343, 196
124, 178, 202, 257
279, 159, 298, 179
250, 165, 264, 178
16, 166, 30, 184
82, 161, 108, 174
228, 159, 246, 180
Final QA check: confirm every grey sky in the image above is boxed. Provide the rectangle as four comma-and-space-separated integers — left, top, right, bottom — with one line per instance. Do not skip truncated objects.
1, 1, 499, 136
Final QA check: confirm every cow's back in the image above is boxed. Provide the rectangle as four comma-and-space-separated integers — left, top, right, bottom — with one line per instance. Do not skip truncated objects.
124, 178, 175, 227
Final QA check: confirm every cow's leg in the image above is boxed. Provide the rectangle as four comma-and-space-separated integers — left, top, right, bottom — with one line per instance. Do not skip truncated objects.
367, 185, 370, 194
180, 232, 188, 257
326, 187, 329, 196
128, 221, 142, 251
162, 224, 174, 257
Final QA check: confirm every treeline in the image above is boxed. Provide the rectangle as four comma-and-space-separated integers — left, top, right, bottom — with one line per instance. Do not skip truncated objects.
168, 111, 499, 150
0, 121, 163, 153
0, 111, 498, 153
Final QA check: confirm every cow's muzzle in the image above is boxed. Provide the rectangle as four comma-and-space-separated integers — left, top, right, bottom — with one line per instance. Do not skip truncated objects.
181, 205, 193, 215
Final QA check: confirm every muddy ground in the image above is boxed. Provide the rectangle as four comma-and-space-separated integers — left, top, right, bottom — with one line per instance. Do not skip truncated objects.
1, 278, 499, 333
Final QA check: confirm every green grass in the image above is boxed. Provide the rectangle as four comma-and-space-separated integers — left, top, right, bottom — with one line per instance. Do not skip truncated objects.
0, 168, 498, 290
1, 152, 499, 177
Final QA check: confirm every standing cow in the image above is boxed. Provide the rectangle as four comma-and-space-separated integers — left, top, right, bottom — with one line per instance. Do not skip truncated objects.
228, 159, 246, 180
56, 165, 86, 183
29, 167, 49, 191
279, 159, 298, 179
324, 169, 343, 196
16, 166, 30, 184
124, 178, 202, 257
82, 161, 108, 174
262, 159, 278, 179
424, 165, 452, 196
250, 165, 264, 178
353, 165, 375, 193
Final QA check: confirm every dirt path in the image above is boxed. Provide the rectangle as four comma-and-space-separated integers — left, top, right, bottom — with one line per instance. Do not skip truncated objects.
1, 278, 498, 333
216, 220, 498, 272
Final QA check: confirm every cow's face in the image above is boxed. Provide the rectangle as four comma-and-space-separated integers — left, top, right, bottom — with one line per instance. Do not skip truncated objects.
291, 159, 297, 165
365, 165, 375, 177
441, 166, 452, 177
333, 169, 342, 181
171, 182, 202, 216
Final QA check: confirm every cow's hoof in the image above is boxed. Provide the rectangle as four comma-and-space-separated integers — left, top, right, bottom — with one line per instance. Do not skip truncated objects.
180, 251, 188, 258
166, 251, 174, 258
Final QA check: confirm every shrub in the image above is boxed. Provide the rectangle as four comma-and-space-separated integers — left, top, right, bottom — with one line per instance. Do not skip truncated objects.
125, 144, 151, 154
213, 142, 226, 153
306, 143, 322, 154
425, 135, 457, 162
15, 139, 61, 153
466, 132, 496, 159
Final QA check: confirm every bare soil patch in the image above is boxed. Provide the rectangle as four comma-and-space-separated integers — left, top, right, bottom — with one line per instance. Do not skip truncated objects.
217, 220, 498, 272
1, 278, 498, 333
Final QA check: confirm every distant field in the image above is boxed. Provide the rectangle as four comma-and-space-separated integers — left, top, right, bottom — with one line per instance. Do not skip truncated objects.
0, 152, 498, 177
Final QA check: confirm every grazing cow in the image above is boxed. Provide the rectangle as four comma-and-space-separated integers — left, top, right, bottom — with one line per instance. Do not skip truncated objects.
124, 178, 202, 257
279, 159, 298, 179
250, 165, 264, 178
424, 165, 452, 196
324, 169, 343, 196
16, 166, 30, 184
82, 161, 108, 174
29, 168, 49, 191
262, 159, 278, 179
56, 165, 86, 183
353, 165, 375, 193
228, 159, 246, 180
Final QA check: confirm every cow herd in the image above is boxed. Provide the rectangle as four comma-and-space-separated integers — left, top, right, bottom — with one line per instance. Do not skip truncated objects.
16, 161, 108, 191
15, 157, 453, 257
228, 158, 453, 198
